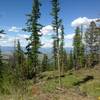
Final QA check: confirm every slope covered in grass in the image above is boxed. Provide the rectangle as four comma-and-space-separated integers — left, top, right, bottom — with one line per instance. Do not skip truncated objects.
0, 65, 100, 100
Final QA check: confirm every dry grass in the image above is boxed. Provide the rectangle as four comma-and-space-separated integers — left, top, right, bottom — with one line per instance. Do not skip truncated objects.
0, 65, 100, 100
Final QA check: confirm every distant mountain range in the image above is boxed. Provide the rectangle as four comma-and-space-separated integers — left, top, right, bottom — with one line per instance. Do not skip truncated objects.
1, 46, 72, 55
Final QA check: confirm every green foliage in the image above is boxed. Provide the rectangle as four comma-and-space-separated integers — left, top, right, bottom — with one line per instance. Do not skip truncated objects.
85, 21, 100, 67
59, 25, 66, 74
0, 48, 3, 72
51, 0, 63, 87
52, 40, 57, 70
51, 0, 61, 68
15, 40, 27, 79
68, 50, 73, 70
73, 27, 85, 69
42, 54, 49, 72
63, 50, 68, 71
80, 80, 100, 96
0, 47, 4, 93
15, 40, 24, 66
25, 0, 42, 80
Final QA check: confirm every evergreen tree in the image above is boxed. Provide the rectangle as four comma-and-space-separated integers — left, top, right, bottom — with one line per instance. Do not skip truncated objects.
85, 21, 99, 67
73, 27, 85, 69
24, 0, 42, 81
52, 40, 57, 70
68, 50, 73, 70
0, 47, 3, 92
0, 30, 5, 36
16, 40, 24, 67
60, 25, 65, 75
0, 47, 3, 75
0, 29, 5, 76
15, 40, 25, 79
42, 54, 49, 72
0, 30, 5, 91
51, 0, 62, 87
62, 50, 67, 71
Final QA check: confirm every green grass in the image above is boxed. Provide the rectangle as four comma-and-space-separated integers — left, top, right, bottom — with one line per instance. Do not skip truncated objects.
80, 80, 100, 97
61, 75, 80, 88
41, 66, 100, 97
41, 74, 81, 93
41, 80, 58, 93
0, 66, 100, 99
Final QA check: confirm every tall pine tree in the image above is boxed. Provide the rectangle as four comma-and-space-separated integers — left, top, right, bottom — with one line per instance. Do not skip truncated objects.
60, 25, 65, 75
0, 29, 5, 76
51, 0, 62, 87
41, 54, 49, 72
15, 40, 25, 79
0, 47, 3, 75
73, 27, 85, 69
24, 0, 42, 81
85, 21, 99, 67
52, 40, 57, 70
68, 50, 73, 70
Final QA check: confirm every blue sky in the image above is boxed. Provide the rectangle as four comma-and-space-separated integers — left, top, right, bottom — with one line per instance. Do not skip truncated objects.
0, 0, 100, 47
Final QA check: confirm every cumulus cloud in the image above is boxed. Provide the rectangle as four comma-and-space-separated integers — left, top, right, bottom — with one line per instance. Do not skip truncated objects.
64, 33, 75, 40
0, 33, 74, 48
40, 33, 74, 48
71, 17, 98, 27
8, 26, 21, 32
0, 24, 75, 48
0, 34, 29, 47
40, 25, 53, 35
40, 25, 61, 36
42, 40, 53, 48
63, 34, 75, 48
16, 34, 29, 40
64, 40, 73, 48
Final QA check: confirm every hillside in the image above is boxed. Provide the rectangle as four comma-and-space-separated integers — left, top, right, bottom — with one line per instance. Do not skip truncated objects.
0, 65, 100, 100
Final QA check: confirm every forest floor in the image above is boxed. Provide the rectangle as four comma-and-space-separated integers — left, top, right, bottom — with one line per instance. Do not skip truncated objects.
0, 65, 100, 100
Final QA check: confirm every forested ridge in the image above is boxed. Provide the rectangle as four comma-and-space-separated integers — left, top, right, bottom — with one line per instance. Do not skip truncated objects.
0, 0, 100, 100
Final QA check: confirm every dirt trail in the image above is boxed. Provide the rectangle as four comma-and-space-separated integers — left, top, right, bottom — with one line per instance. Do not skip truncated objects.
32, 87, 96, 100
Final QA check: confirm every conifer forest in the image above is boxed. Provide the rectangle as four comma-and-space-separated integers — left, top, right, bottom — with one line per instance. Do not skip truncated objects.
0, 0, 100, 100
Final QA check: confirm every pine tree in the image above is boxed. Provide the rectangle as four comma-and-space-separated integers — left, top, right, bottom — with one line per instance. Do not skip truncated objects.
0, 29, 5, 77
0, 47, 3, 75
85, 21, 99, 67
16, 40, 24, 66
62, 50, 67, 71
0, 30, 5, 90
73, 27, 85, 69
51, 0, 62, 87
42, 54, 49, 72
0, 29, 5, 35
24, 0, 42, 81
68, 50, 73, 70
15, 40, 25, 79
60, 25, 65, 75
52, 40, 57, 70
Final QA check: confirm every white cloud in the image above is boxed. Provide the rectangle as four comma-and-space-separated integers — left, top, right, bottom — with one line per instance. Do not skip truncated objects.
64, 40, 73, 48
64, 34, 74, 48
40, 33, 74, 48
0, 34, 29, 47
71, 17, 98, 27
0, 24, 74, 48
40, 25, 53, 35
40, 36, 53, 48
8, 26, 21, 32
0, 34, 6, 38
64, 33, 75, 40
40, 25, 61, 36
17, 34, 29, 40
42, 41, 53, 48
0, 33, 74, 48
